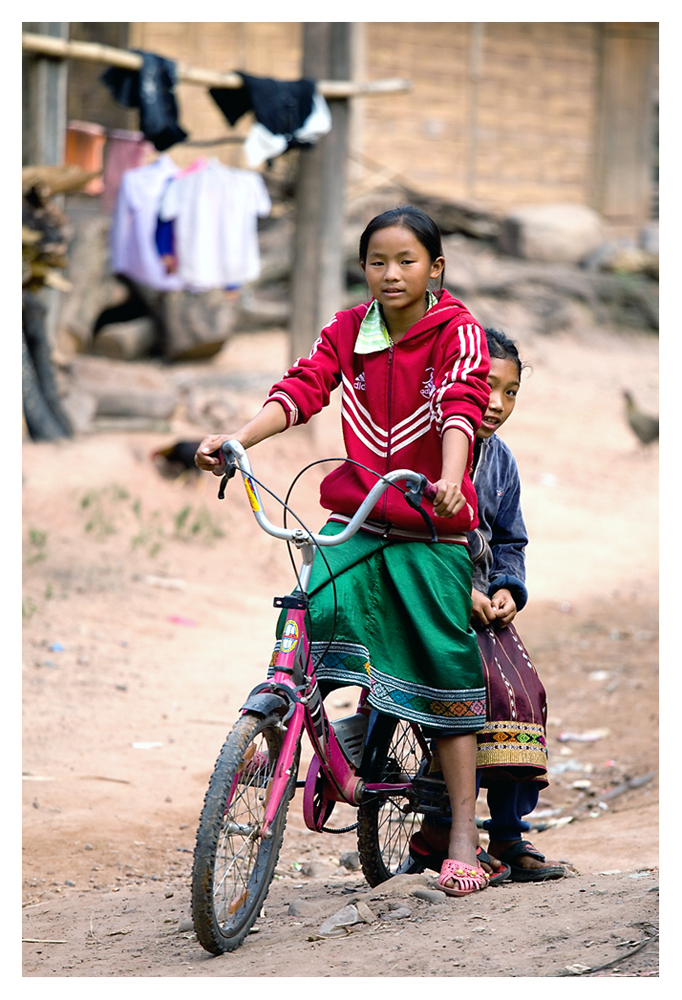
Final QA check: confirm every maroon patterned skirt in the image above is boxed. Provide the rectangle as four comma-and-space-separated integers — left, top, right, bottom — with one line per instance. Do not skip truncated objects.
474, 621, 549, 788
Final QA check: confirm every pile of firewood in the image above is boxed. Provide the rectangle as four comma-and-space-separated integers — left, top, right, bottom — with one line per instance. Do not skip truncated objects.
22, 165, 99, 291
22, 165, 100, 441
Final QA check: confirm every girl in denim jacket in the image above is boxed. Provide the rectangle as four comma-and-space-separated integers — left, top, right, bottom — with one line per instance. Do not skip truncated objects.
410, 328, 566, 883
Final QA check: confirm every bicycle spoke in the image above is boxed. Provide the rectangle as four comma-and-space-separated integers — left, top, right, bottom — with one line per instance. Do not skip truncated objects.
213, 754, 273, 919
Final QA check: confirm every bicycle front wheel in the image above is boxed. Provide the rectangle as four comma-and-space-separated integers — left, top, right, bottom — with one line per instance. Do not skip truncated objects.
191, 712, 299, 954
356, 715, 427, 886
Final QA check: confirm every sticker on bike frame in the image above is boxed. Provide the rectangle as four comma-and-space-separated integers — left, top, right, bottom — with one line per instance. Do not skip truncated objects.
281, 619, 299, 653
243, 476, 261, 512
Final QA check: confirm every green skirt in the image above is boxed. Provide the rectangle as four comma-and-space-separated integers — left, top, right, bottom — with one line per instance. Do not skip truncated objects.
275, 522, 486, 734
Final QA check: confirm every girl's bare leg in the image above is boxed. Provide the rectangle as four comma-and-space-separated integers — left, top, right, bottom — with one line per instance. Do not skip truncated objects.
435, 732, 479, 869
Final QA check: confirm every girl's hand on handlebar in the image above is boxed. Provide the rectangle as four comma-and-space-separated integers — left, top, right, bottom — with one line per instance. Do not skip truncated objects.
431, 478, 466, 518
195, 435, 232, 476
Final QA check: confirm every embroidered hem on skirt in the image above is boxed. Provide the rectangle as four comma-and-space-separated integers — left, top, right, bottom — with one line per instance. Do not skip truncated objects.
474, 621, 549, 788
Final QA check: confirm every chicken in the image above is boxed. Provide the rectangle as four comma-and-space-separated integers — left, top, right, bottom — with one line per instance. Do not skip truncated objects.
151, 440, 203, 481
622, 391, 658, 447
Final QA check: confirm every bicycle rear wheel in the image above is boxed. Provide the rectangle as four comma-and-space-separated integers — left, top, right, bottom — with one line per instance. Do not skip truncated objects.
191, 712, 299, 954
356, 714, 428, 886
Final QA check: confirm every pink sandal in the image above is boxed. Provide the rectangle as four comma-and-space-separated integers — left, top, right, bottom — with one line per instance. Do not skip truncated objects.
437, 858, 489, 897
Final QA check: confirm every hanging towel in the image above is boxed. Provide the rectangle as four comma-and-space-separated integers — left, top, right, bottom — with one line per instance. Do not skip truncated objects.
101, 52, 188, 151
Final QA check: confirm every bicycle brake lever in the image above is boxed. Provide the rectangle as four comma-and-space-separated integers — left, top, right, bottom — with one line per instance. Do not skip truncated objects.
403, 476, 438, 542
404, 475, 437, 508
216, 455, 237, 500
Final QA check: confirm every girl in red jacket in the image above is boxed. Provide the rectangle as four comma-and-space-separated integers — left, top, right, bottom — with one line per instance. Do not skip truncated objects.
196, 206, 491, 896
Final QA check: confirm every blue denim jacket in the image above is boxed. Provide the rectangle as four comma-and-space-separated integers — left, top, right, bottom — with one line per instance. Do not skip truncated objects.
467, 434, 528, 610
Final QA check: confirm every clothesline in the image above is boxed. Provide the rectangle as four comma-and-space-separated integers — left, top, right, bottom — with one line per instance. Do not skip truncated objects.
21, 32, 412, 99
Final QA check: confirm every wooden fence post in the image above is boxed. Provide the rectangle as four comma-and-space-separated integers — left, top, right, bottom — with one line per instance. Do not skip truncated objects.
289, 23, 352, 366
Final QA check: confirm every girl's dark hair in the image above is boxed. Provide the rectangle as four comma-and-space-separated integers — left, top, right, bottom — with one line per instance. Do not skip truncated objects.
484, 327, 526, 380
359, 205, 445, 287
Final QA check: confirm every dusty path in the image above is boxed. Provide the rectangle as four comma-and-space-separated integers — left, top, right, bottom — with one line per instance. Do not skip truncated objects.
21, 326, 659, 978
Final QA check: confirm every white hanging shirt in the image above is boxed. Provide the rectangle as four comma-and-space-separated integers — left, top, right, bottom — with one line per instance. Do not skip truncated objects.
158, 159, 272, 289
110, 153, 184, 291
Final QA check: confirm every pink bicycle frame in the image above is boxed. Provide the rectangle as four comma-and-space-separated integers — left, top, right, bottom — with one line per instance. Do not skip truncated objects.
220, 439, 437, 839
259, 602, 365, 836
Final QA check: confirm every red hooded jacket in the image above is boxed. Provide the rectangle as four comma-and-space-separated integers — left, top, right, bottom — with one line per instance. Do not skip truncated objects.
267, 290, 490, 540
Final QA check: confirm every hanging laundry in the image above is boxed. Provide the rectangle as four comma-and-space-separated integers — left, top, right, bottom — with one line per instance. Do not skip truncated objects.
177, 156, 211, 177
158, 158, 272, 289
209, 72, 332, 168
210, 73, 315, 132
110, 153, 185, 291
154, 158, 210, 273
243, 93, 332, 168
101, 129, 155, 214
101, 52, 188, 151
154, 194, 176, 273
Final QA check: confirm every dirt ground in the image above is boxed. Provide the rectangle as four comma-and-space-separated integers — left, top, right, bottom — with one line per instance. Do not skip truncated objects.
21, 323, 660, 980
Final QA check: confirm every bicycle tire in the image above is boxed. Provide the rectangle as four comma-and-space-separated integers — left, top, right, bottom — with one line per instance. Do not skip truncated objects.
191, 712, 299, 955
356, 715, 427, 886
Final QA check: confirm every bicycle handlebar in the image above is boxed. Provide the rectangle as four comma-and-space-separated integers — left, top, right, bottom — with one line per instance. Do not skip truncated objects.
218, 439, 438, 548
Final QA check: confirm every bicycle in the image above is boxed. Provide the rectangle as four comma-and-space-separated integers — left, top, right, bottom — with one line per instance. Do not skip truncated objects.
191, 439, 454, 955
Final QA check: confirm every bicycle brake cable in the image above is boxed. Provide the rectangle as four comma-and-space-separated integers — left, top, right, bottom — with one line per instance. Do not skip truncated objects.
220, 467, 340, 681
224, 461, 436, 691
281, 458, 438, 679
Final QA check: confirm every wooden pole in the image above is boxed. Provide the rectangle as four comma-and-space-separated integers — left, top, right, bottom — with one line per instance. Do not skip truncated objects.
21, 31, 409, 98
466, 23, 485, 202
289, 23, 353, 366
23, 24, 69, 167
318, 24, 353, 343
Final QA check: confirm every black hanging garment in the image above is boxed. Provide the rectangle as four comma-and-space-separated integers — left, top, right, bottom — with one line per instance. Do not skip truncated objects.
101, 51, 188, 151
209, 72, 316, 149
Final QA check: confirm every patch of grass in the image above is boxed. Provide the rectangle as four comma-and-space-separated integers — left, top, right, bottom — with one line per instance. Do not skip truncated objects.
22, 597, 38, 620
131, 505, 164, 558
79, 485, 129, 539
172, 504, 225, 544
76, 485, 224, 554
25, 528, 48, 564
173, 505, 192, 535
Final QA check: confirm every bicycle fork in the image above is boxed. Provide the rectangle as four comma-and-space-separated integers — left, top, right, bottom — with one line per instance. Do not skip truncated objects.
253, 603, 365, 837
259, 701, 304, 839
